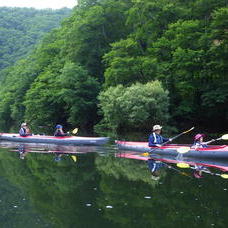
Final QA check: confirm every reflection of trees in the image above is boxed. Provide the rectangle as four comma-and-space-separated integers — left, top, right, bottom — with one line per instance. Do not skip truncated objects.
0, 151, 112, 227
96, 156, 228, 227
0, 149, 228, 227
96, 156, 166, 186
0, 175, 48, 227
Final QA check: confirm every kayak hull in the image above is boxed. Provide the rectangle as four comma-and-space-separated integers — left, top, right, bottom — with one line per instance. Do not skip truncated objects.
116, 141, 228, 159
0, 133, 109, 146
116, 152, 228, 172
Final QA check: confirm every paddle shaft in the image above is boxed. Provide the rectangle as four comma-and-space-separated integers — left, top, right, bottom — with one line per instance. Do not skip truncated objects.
170, 126, 195, 142
189, 166, 228, 179
158, 160, 192, 178
200, 169, 228, 179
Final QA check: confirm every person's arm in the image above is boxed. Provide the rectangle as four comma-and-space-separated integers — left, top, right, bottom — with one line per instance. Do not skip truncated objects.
162, 136, 170, 143
54, 130, 60, 136
204, 139, 215, 145
60, 129, 69, 136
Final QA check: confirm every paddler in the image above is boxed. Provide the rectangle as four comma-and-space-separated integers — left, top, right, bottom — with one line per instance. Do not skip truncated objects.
192, 134, 209, 149
54, 125, 69, 137
148, 158, 165, 180
193, 164, 210, 178
148, 125, 171, 147
19, 122, 32, 136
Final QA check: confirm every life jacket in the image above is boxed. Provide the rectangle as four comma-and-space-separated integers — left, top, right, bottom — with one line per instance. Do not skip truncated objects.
192, 141, 208, 148
19, 127, 27, 136
148, 133, 168, 147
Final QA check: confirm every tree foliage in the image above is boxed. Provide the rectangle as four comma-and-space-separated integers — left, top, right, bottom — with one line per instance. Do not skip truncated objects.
96, 81, 169, 134
0, 7, 71, 73
0, 0, 227, 133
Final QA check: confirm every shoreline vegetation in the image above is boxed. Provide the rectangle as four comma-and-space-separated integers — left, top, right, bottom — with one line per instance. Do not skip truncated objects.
0, 0, 227, 137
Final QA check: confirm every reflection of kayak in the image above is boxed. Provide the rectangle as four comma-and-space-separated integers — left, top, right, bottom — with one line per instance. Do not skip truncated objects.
116, 152, 228, 172
116, 141, 228, 159
0, 133, 109, 145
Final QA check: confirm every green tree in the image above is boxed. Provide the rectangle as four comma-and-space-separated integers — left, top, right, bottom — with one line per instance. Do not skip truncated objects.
58, 62, 100, 130
103, 38, 155, 87
0, 7, 71, 72
96, 81, 169, 134
64, 0, 132, 81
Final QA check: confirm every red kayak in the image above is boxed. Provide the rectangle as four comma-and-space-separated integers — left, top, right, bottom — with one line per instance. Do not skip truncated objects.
116, 141, 228, 159
116, 152, 228, 172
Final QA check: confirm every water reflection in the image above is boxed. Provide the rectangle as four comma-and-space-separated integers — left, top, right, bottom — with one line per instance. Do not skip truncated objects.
147, 158, 166, 180
116, 151, 228, 180
0, 141, 228, 227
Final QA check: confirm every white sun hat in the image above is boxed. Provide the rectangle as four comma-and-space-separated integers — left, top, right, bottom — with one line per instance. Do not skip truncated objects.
21, 122, 27, 127
153, 125, 162, 131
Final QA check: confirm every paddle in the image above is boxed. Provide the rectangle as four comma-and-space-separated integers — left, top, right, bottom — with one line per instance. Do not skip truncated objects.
156, 160, 192, 178
219, 174, 228, 179
71, 155, 77, 162
169, 126, 195, 143
196, 169, 228, 179
176, 146, 191, 154
184, 164, 228, 179
205, 134, 228, 145
176, 162, 190, 168
72, 128, 79, 135
142, 146, 191, 157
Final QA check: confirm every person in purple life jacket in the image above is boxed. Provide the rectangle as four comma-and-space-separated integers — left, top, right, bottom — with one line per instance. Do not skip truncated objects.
148, 125, 171, 147
54, 125, 69, 137
192, 134, 209, 149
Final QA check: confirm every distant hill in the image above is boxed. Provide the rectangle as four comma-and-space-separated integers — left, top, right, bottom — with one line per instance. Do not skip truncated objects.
0, 7, 71, 71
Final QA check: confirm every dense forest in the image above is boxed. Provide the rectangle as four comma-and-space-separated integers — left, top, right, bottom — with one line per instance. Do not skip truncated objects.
0, 0, 227, 135
0, 7, 71, 73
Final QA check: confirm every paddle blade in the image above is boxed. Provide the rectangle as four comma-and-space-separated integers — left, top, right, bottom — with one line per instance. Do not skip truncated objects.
177, 147, 191, 154
177, 163, 190, 168
183, 127, 195, 134
142, 153, 149, 156
220, 174, 228, 179
72, 128, 78, 134
71, 155, 77, 162
221, 134, 228, 140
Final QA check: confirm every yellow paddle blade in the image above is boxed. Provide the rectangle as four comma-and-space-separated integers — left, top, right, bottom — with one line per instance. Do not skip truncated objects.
221, 134, 228, 140
220, 174, 228, 179
177, 147, 191, 154
142, 153, 149, 156
177, 163, 190, 168
183, 126, 195, 134
71, 155, 77, 162
72, 128, 78, 134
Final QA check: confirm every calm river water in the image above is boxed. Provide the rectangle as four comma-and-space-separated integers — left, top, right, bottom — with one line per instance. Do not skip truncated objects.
0, 141, 228, 228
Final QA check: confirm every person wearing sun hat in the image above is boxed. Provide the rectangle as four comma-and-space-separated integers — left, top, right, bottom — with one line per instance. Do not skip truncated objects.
148, 158, 165, 180
192, 134, 208, 149
19, 122, 32, 136
148, 124, 171, 147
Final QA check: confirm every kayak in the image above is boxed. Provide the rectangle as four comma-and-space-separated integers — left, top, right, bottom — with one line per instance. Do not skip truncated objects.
0, 133, 109, 145
116, 152, 228, 172
116, 141, 228, 159
0, 141, 99, 154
